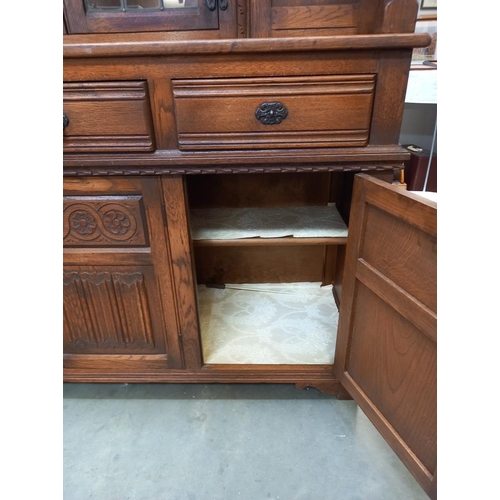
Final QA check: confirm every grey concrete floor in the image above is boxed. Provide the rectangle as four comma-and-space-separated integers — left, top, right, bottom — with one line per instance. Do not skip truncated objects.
63, 383, 428, 500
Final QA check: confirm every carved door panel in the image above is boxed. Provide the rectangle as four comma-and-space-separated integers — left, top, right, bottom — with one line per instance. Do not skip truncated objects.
333, 174, 437, 499
63, 176, 185, 375
250, 0, 359, 38
248, 0, 418, 38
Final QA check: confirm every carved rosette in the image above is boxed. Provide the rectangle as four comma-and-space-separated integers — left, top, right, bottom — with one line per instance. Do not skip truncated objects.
68, 210, 98, 237
102, 209, 132, 236
63, 197, 147, 246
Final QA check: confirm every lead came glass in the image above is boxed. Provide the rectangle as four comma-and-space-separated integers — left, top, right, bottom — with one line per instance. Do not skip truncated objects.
126, 0, 162, 9
86, 0, 121, 10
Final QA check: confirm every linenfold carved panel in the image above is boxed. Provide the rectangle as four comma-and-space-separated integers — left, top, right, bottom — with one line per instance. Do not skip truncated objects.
63, 195, 148, 246
63, 270, 157, 352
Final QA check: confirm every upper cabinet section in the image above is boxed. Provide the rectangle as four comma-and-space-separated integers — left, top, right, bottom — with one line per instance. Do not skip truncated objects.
64, 0, 420, 37
250, 0, 419, 37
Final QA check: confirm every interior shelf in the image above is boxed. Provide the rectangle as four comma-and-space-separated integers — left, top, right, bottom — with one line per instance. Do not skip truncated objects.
190, 205, 348, 246
198, 282, 338, 365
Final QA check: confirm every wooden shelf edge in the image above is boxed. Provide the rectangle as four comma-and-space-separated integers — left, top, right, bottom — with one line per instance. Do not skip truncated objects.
63, 369, 337, 383
192, 237, 348, 247
63, 33, 432, 58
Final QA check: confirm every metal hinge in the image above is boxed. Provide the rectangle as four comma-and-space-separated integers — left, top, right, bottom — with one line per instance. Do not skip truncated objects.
205, 0, 228, 11
205, 0, 216, 11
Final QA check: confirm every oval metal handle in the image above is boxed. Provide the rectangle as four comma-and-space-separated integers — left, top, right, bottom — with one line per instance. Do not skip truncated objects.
255, 102, 288, 125
63, 114, 69, 131
205, 0, 216, 11
219, 0, 228, 10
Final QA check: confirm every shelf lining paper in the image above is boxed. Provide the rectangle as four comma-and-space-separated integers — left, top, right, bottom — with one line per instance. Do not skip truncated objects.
198, 282, 338, 365
190, 205, 348, 241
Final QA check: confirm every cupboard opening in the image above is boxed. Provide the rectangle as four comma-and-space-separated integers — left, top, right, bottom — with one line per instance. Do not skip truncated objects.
184, 171, 354, 366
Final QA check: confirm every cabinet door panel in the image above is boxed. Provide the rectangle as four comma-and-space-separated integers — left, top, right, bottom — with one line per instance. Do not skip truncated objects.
334, 174, 437, 499
272, 2, 356, 31
250, 0, 418, 37
63, 177, 185, 372
251, 0, 358, 38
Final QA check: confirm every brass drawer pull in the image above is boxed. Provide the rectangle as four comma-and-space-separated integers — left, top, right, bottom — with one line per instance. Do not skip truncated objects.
63, 114, 69, 131
255, 102, 288, 125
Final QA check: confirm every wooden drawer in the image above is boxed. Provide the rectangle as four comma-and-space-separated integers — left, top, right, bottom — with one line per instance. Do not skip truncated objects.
63, 81, 155, 153
172, 75, 375, 150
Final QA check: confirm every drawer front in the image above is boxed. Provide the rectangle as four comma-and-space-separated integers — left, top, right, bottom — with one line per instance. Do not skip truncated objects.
172, 75, 375, 150
63, 81, 155, 153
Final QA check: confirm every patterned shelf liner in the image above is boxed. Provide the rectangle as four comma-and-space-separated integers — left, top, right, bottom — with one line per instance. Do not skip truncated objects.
190, 205, 348, 240
198, 282, 338, 365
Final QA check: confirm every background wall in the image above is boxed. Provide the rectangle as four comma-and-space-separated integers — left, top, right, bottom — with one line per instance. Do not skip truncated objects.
399, 2, 437, 153
400, 103, 437, 152
417, 4, 437, 18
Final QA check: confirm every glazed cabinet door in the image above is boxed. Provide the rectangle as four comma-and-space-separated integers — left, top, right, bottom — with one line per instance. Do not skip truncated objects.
63, 0, 220, 34
63, 176, 186, 378
333, 174, 437, 499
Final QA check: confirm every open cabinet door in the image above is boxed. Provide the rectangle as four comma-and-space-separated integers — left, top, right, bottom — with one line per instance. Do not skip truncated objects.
333, 174, 437, 499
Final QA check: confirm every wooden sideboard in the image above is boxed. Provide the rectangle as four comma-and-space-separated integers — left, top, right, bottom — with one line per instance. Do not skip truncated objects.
63, 1, 436, 497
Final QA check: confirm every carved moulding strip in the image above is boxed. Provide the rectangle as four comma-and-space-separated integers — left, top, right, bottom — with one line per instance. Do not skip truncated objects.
63, 164, 403, 177
63, 135, 155, 154
237, 0, 249, 38
63, 270, 155, 351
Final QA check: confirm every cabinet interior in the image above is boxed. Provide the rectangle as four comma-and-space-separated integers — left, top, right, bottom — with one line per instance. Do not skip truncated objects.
185, 172, 353, 365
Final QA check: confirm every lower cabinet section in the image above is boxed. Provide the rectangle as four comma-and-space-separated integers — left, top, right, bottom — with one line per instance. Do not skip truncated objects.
63, 172, 421, 394
62, 172, 437, 496
63, 172, 346, 392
